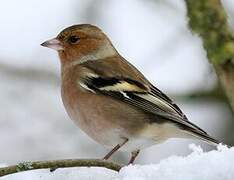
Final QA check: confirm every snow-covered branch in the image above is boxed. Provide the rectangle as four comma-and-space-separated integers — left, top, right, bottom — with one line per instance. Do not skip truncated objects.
1, 145, 233, 180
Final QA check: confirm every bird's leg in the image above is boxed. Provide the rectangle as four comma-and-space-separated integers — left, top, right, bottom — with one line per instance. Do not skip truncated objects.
103, 138, 128, 160
128, 149, 140, 164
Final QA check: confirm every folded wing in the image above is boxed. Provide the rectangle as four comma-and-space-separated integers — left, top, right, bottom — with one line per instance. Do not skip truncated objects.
80, 75, 208, 136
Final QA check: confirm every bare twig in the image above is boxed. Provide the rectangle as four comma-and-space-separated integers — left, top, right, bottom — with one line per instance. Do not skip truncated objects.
0, 159, 122, 177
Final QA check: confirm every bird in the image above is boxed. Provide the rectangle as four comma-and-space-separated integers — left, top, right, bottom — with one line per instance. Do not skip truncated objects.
41, 24, 222, 164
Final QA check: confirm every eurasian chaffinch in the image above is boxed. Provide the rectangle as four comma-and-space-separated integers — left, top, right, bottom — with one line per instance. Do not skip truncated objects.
41, 24, 221, 164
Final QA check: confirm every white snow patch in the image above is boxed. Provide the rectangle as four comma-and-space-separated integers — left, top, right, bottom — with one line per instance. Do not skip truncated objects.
189, 143, 204, 154
2, 144, 234, 180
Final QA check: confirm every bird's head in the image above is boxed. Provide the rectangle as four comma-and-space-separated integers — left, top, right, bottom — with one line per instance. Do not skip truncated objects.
41, 24, 117, 65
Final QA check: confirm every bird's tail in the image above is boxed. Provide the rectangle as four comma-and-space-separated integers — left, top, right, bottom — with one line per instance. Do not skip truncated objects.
184, 126, 230, 147
190, 130, 220, 146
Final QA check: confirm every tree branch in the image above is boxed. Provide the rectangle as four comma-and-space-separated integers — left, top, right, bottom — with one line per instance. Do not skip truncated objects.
0, 61, 59, 85
0, 159, 122, 177
185, 0, 234, 112
172, 85, 228, 102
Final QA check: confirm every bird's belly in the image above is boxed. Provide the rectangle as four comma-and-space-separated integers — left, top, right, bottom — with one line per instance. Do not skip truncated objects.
62, 90, 126, 146
72, 115, 160, 152
61, 86, 169, 152
68, 109, 166, 152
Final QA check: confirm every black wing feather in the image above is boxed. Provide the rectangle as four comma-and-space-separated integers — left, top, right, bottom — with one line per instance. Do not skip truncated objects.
150, 85, 188, 120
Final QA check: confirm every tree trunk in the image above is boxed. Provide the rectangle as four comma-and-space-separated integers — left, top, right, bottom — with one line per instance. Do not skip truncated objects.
185, 0, 234, 112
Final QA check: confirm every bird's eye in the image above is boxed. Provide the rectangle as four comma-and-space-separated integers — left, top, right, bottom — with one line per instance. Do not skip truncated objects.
68, 35, 80, 44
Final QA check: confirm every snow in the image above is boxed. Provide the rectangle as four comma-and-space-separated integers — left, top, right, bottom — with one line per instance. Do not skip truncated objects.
2, 144, 234, 180
120, 144, 232, 180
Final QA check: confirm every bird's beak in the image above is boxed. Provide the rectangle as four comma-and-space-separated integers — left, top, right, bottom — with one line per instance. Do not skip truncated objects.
41, 38, 64, 50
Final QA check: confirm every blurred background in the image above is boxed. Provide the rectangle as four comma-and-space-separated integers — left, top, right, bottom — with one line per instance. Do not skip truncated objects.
0, 0, 233, 165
